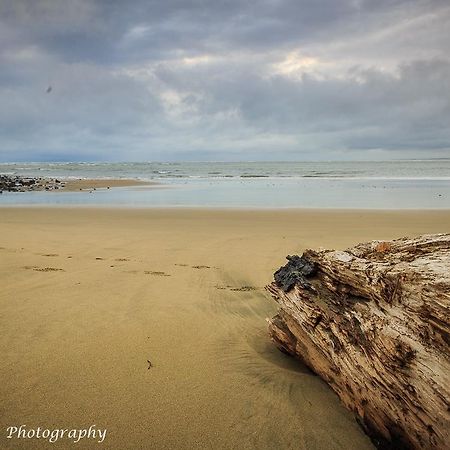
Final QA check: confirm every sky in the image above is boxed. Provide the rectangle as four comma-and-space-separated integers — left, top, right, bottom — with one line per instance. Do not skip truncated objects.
0, 0, 449, 162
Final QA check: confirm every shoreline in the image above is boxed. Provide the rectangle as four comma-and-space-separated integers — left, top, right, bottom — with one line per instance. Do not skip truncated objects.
1, 174, 449, 209
3, 205, 450, 218
1, 204, 450, 212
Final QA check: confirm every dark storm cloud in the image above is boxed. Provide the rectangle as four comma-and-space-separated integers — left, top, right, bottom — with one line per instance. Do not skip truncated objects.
3, 0, 439, 63
0, 0, 449, 160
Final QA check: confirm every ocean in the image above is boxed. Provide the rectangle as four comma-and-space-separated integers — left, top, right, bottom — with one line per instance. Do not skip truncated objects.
1, 160, 449, 208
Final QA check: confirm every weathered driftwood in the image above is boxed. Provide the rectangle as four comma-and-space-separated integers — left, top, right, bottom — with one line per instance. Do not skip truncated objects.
266, 234, 450, 449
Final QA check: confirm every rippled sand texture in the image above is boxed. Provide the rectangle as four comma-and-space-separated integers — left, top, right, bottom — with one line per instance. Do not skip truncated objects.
1, 208, 449, 449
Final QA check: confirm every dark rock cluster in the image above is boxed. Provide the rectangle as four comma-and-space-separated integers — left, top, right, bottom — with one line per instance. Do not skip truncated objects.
274, 254, 317, 292
0, 175, 65, 193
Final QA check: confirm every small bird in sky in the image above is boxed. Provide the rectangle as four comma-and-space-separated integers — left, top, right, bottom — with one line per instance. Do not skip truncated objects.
46, 86, 52, 93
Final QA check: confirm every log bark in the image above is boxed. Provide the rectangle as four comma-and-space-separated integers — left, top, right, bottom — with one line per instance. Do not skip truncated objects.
266, 234, 450, 449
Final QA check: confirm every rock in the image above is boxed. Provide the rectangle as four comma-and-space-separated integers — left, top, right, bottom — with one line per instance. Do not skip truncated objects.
266, 234, 450, 449
0, 174, 64, 192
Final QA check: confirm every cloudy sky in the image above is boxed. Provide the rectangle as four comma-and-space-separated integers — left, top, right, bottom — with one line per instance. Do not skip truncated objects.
1, 0, 449, 161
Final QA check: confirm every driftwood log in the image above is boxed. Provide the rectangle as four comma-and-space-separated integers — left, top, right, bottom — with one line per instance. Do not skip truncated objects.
266, 234, 450, 449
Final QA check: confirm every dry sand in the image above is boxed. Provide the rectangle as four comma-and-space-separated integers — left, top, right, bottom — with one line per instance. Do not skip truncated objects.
62, 178, 154, 191
1, 208, 449, 449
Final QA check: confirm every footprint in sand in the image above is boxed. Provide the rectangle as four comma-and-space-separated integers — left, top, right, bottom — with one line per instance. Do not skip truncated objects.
229, 286, 259, 292
175, 264, 219, 269
22, 266, 64, 272
41, 253, 59, 257
95, 257, 104, 260
34, 267, 65, 272
214, 285, 259, 292
115, 258, 130, 262
144, 271, 171, 277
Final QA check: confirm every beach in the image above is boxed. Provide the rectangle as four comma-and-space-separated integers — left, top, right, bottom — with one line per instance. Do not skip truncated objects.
62, 178, 155, 191
1, 207, 449, 449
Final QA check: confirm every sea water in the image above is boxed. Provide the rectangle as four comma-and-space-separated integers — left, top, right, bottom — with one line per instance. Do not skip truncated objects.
0, 160, 449, 208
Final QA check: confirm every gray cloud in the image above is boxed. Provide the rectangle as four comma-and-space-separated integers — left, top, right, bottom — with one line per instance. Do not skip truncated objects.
0, 0, 449, 161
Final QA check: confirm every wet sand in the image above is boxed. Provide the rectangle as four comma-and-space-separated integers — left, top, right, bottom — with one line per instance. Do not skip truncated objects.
62, 178, 154, 191
1, 208, 449, 449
